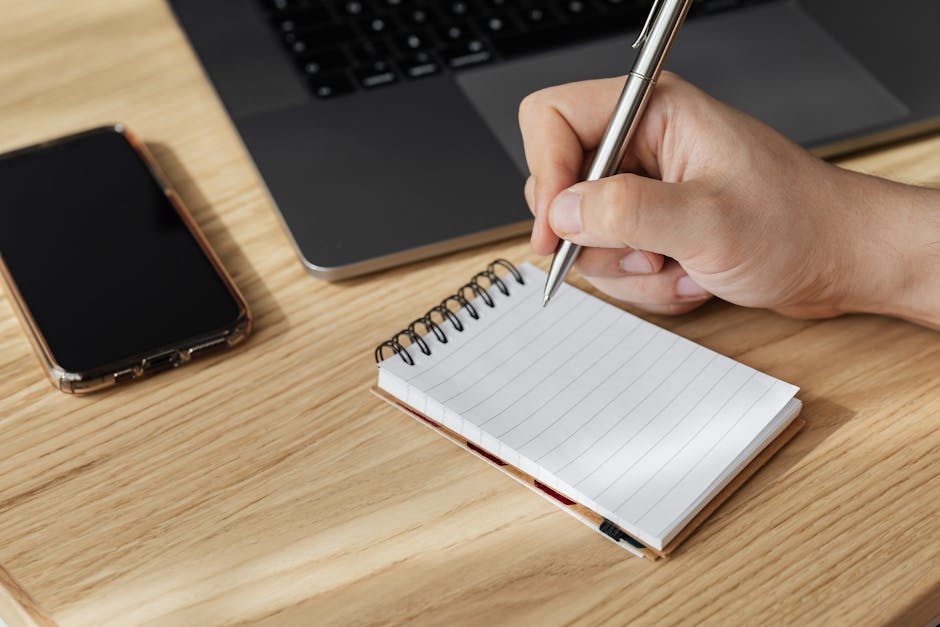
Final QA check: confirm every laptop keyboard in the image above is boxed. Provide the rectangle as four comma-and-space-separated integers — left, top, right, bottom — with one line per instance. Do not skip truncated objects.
260, 0, 768, 99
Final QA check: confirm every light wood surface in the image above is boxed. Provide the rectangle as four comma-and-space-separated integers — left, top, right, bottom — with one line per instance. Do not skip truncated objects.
1, 2, 939, 625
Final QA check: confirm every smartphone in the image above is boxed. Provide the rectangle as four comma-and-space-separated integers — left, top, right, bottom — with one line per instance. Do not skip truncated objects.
0, 125, 251, 393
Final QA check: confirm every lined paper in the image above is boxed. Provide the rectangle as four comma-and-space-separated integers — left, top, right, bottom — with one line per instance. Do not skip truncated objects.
378, 263, 799, 550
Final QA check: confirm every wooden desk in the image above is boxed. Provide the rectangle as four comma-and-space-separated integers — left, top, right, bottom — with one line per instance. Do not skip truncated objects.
1, 2, 939, 625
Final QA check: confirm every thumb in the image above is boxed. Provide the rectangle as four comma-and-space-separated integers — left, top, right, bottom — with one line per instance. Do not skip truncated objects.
547, 173, 710, 258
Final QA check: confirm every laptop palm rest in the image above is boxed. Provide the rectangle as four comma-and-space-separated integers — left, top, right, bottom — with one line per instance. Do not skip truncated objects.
457, 0, 910, 174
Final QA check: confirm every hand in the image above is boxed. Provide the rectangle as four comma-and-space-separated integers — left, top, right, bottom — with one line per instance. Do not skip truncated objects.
519, 72, 940, 323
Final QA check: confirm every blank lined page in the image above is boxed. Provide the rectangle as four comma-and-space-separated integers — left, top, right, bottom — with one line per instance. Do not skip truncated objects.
378, 263, 799, 550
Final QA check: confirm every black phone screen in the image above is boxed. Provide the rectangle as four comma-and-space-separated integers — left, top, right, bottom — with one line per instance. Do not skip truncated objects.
0, 127, 242, 373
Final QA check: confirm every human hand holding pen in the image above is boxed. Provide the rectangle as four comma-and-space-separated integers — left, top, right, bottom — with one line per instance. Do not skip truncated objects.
520, 72, 940, 328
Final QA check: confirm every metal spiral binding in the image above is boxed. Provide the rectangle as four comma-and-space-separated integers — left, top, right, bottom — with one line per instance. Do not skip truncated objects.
374, 259, 525, 366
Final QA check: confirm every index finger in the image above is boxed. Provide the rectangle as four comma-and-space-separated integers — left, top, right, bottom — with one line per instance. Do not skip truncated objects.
518, 76, 633, 255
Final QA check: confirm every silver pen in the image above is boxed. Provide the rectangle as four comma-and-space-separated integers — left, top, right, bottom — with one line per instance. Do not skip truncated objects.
542, 0, 694, 306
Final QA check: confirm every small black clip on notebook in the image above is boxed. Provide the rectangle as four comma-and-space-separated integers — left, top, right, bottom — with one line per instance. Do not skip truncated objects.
600, 519, 646, 549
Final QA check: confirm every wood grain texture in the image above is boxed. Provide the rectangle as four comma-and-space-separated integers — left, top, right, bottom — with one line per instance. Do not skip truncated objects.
1, 1, 939, 625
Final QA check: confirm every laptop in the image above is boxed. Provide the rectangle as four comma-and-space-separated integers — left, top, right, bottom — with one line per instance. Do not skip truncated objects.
170, 0, 940, 280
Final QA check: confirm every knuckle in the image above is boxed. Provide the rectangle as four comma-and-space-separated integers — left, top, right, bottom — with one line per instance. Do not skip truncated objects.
658, 70, 679, 85
517, 88, 552, 125
655, 71, 701, 119
656, 71, 682, 100
523, 177, 535, 209
658, 70, 692, 94
517, 93, 537, 125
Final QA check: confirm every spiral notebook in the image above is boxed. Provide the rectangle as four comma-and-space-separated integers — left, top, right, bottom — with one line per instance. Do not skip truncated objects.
372, 260, 803, 559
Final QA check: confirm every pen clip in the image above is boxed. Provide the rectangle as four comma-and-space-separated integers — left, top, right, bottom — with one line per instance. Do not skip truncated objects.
632, 0, 663, 49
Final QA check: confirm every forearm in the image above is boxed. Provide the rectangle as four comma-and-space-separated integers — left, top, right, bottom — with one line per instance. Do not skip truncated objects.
838, 168, 940, 329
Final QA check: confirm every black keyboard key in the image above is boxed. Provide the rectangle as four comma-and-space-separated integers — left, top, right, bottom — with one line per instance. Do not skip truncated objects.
601, 0, 648, 21
285, 35, 309, 55
353, 59, 399, 88
560, 0, 596, 18
436, 21, 473, 44
477, 13, 516, 36
277, 18, 297, 33
490, 9, 638, 57
360, 15, 392, 35
350, 38, 391, 62
403, 7, 432, 25
285, 23, 356, 53
398, 51, 441, 78
489, 26, 565, 57
309, 70, 356, 98
444, 1, 474, 17
341, 0, 368, 16
519, 6, 551, 26
298, 47, 349, 75
262, 0, 292, 11
397, 30, 432, 52
440, 39, 492, 69
583, 6, 647, 32
276, 12, 333, 34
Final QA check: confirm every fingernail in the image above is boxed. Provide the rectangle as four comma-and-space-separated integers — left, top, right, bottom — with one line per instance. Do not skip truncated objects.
530, 217, 541, 244
676, 275, 709, 299
619, 250, 654, 274
549, 190, 582, 235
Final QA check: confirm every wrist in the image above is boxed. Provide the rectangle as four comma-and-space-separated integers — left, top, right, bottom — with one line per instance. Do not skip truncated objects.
836, 169, 940, 328
884, 185, 940, 329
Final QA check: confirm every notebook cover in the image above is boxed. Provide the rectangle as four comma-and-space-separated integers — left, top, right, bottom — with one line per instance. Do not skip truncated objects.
371, 386, 804, 560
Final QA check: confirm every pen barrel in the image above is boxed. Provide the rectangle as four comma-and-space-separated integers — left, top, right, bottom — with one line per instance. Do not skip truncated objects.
585, 0, 692, 183
544, 0, 692, 305
586, 73, 655, 182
